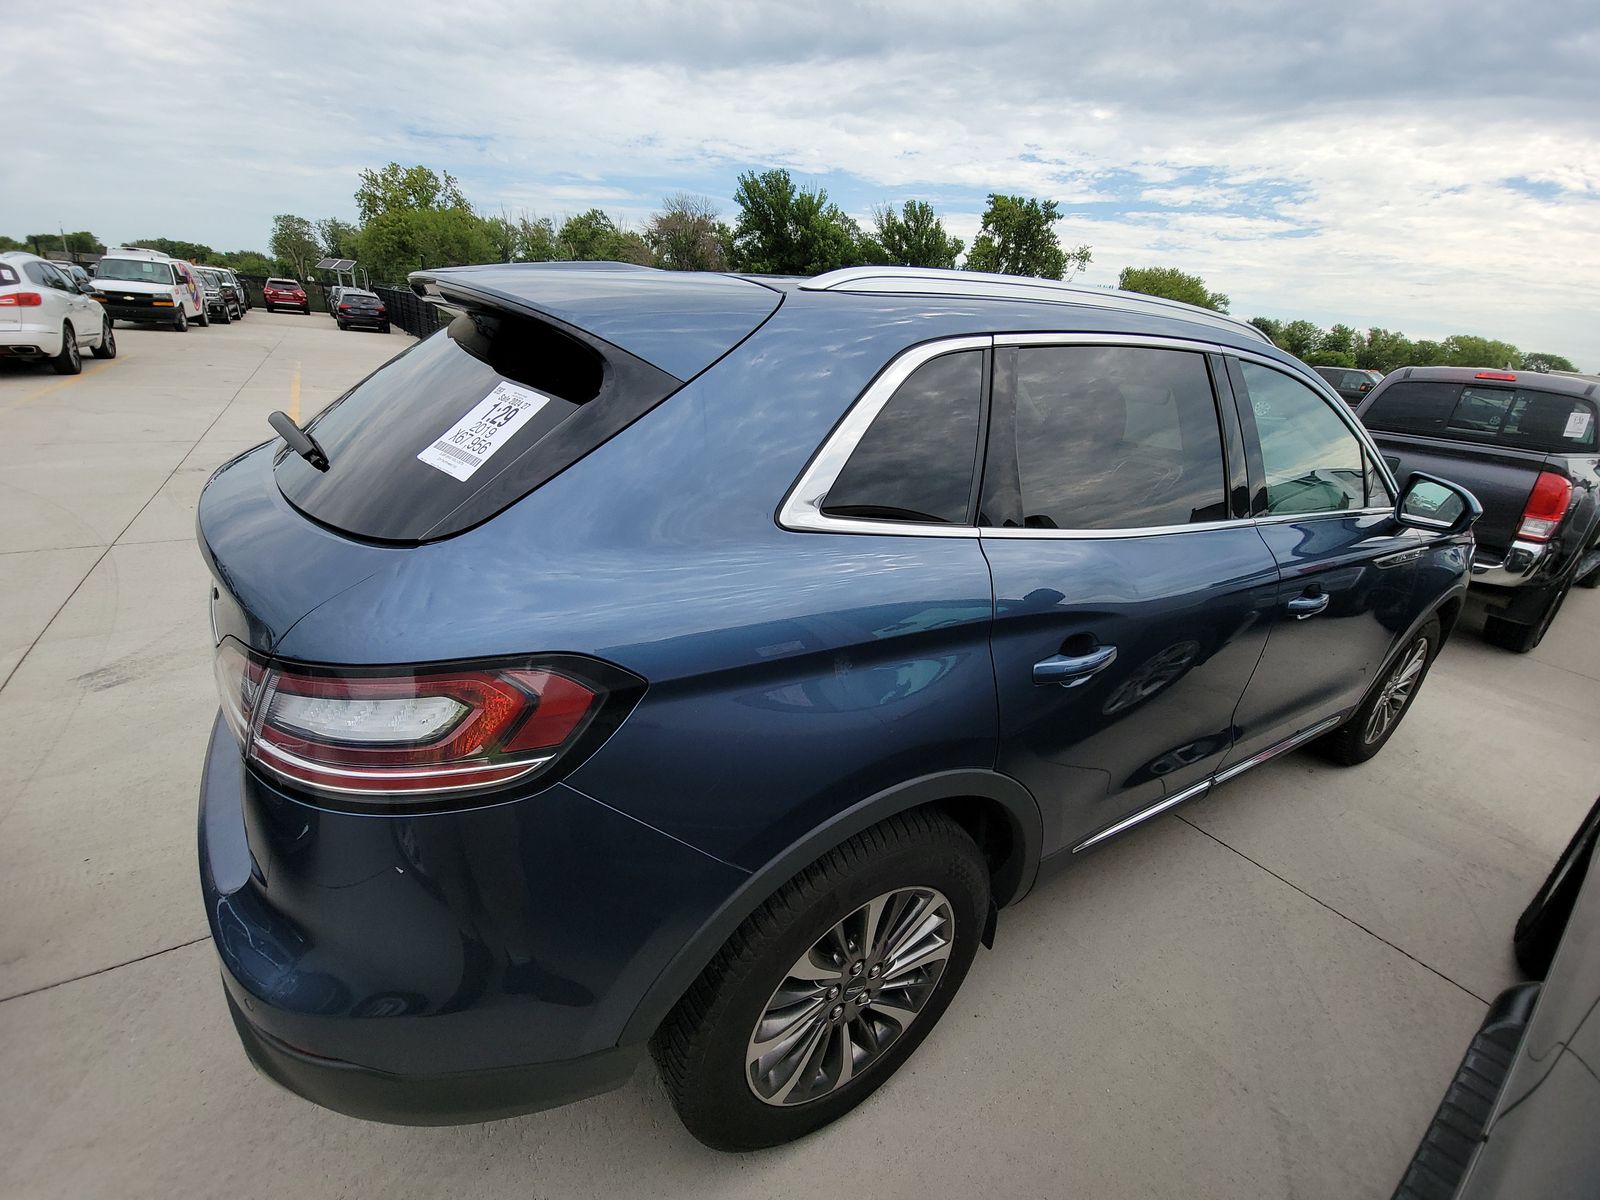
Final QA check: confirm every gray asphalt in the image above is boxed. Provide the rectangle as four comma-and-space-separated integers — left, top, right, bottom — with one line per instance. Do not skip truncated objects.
1, 311, 1596, 1199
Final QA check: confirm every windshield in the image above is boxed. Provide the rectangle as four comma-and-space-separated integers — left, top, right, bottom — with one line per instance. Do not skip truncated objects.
98, 258, 175, 285
198, 270, 224, 288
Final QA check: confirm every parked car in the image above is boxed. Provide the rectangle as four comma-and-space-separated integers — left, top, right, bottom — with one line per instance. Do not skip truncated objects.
1393, 795, 1600, 1199
219, 267, 251, 311
197, 263, 1479, 1151
0, 250, 117, 372
92, 246, 208, 331
263, 277, 309, 313
196, 267, 244, 324
325, 284, 344, 316
1314, 365, 1384, 405
332, 287, 388, 333
1357, 367, 1600, 652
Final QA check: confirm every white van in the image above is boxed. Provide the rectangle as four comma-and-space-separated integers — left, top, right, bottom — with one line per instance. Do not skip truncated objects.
92, 246, 209, 332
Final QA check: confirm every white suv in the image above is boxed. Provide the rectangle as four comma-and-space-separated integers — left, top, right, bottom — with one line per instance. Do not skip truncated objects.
92, 246, 208, 332
0, 251, 116, 375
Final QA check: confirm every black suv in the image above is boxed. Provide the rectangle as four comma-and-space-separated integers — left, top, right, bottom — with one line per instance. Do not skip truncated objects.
1315, 366, 1383, 405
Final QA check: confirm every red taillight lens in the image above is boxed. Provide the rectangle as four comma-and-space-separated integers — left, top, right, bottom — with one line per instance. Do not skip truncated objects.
212, 638, 636, 802
1475, 370, 1517, 381
376, 305, 387, 316
1518, 471, 1573, 541
338, 304, 351, 312
0, 292, 43, 307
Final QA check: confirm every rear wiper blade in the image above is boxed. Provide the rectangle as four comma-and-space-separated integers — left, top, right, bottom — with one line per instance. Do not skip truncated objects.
268, 410, 330, 472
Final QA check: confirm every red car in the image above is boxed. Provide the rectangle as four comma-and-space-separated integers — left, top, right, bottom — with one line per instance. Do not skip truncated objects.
263, 277, 309, 314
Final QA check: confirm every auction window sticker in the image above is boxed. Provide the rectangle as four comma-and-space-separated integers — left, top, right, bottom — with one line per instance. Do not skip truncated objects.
417, 381, 550, 481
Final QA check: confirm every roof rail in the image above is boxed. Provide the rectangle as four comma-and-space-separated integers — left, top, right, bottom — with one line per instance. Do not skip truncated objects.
800, 266, 1272, 345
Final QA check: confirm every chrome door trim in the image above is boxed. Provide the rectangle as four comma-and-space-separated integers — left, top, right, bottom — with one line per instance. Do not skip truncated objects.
1211, 714, 1343, 785
1070, 711, 1347, 853
777, 335, 990, 538
1071, 779, 1213, 853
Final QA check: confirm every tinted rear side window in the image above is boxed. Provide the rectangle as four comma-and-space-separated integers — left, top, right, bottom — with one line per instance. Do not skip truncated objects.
1366, 380, 1597, 452
999, 345, 1227, 530
275, 309, 677, 542
821, 351, 984, 524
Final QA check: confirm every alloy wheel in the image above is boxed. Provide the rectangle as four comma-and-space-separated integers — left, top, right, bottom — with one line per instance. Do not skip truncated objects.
1364, 636, 1428, 745
746, 887, 954, 1107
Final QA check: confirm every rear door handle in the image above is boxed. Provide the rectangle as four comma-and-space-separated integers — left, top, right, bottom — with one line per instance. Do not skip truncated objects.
1033, 645, 1118, 686
1287, 593, 1331, 619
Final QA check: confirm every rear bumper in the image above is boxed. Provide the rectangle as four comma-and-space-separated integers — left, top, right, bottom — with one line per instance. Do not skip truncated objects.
197, 713, 746, 1124
1471, 539, 1547, 588
225, 982, 639, 1125
0, 324, 64, 355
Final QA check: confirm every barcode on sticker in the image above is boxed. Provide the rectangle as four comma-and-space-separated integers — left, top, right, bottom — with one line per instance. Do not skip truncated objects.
417, 381, 551, 481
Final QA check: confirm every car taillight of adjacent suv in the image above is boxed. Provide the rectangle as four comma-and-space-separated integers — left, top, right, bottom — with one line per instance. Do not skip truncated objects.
197, 262, 1478, 1150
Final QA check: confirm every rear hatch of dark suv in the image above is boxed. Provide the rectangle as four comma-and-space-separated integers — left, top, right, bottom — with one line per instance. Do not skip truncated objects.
198, 263, 782, 645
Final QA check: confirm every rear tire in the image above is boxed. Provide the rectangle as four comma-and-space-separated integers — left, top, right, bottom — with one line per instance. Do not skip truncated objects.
1483, 580, 1569, 653
1317, 619, 1440, 765
1513, 797, 1600, 979
50, 323, 83, 375
218, 307, 232, 324
91, 317, 117, 359
652, 809, 989, 1151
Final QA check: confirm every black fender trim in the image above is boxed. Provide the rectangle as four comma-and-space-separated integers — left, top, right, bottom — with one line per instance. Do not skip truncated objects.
616, 768, 1042, 1046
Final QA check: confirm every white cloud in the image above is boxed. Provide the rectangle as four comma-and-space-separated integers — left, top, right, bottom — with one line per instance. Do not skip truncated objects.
5, 0, 1598, 365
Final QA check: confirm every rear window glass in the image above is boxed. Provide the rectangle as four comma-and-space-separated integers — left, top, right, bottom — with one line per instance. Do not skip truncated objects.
0, 264, 17, 286
275, 308, 676, 542
266, 278, 300, 288
822, 351, 983, 525
1366, 380, 1597, 452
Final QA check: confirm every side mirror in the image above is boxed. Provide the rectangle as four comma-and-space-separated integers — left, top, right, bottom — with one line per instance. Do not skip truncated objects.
1396, 472, 1481, 535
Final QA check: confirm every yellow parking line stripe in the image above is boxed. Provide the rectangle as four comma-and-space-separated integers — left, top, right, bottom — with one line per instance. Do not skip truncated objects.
4, 357, 120, 409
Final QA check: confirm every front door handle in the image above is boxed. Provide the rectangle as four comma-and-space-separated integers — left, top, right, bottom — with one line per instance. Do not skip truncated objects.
1033, 645, 1118, 686
1287, 593, 1331, 619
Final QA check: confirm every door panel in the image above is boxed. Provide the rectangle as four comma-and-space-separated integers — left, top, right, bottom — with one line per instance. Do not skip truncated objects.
983, 530, 1278, 855
1222, 514, 1421, 765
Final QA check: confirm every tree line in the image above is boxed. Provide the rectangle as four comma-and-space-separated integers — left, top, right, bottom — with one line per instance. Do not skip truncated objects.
6, 162, 1580, 372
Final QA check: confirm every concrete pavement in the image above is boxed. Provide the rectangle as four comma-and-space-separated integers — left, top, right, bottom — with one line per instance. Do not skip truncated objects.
0, 313, 1595, 1199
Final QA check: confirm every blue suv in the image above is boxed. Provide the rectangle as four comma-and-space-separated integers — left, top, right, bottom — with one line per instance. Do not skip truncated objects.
197, 264, 1478, 1150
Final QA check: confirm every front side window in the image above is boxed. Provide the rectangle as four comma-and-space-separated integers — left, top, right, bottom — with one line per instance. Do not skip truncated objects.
997, 344, 1227, 530
821, 350, 984, 525
1237, 360, 1367, 515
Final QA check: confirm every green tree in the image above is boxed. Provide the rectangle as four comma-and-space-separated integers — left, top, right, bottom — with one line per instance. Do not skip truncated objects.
218, 250, 277, 276
1358, 328, 1414, 374
515, 215, 559, 262
269, 215, 322, 279
1521, 351, 1577, 374
1440, 334, 1520, 369
871, 200, 963, 269
1307, 323, 1358, 366
316, 218, 360, 260
556, 209, 653, 264
0, 234, 24, 251
354, 163, 471, 223
1248, 317, 1284, 346
729, 169, 868, 275
1117, 265, 1228, 311
127, 237, 218, 261
964, 195, 1090, 280
646, 194, 731, 271
1276, 319, 1326, 361
1411, 339, 1444, 365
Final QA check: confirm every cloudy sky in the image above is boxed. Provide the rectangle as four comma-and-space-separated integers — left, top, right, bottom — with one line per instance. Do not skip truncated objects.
7, 1, 1599, 365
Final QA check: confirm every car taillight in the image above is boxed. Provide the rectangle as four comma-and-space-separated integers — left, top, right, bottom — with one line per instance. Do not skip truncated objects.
338, 304, 351, 312
1518, 471, 1573, 541
0, 292, 43, 307
1475, 371, 1517, 382
212, 638, 639, 803
376, 305, 387, 315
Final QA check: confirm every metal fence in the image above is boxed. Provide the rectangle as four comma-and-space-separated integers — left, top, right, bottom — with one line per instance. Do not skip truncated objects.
372, 286, 444, 339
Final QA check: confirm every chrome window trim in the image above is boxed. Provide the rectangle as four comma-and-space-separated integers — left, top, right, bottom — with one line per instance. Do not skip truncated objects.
777, 335, 990, 538
778, 333, 1403, 541
1228, 347, 1402, 501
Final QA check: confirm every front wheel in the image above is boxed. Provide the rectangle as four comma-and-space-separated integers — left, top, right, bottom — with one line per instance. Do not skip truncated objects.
652, 809, 989, 1151
91, 317, 117, 359
1317, 618, 1439, 765
195, 306, 210, 328
173, 308, 188, 332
